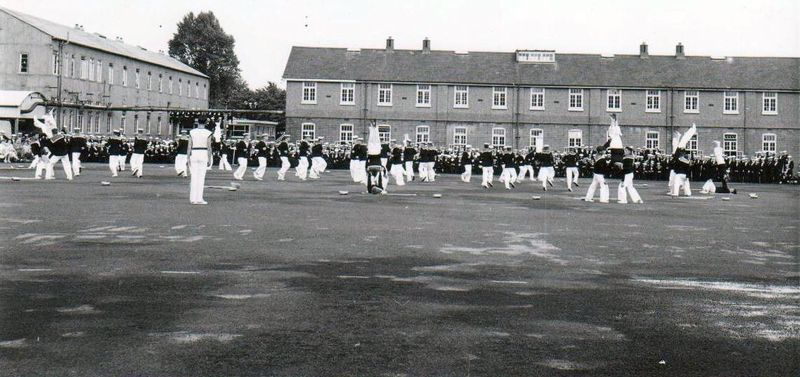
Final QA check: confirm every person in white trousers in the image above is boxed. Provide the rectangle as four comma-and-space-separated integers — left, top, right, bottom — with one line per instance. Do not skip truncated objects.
388, 141, 405, 186
275, 135, 291, 180
69, 127, 86, 177
295, 139, 310, 181
252, 135, 269, 181
46, 131, 73, 181
349, 138, 363, 183
617, 147, 643, 204
585, 150, 610, 203
233, 136, 250, 181
670, 124, 697, 197
130, 129, 148, 178
460, 146, 473, 183
563, 148, 580, 191
174, 131, 189, 177
535, 145, 556, 191
365, 122, 388, 194
403, 141, 416, 182
218, 141, 233, 171
188, 124, 213, 205
479, 144, 495, 189
517, 148, 535, 183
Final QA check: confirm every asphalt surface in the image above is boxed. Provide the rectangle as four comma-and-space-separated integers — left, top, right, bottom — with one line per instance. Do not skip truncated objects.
0, 163, 798, 377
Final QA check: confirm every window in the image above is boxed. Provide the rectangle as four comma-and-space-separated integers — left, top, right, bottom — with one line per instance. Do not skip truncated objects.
607, 89, 622, 112
568, 129, 583, 147
687, 134, 698, 152
121, 113, 126, 130
491, 128, 506, 147
203, 85, 207, 100
762, 133, 776, 152
195, 83, 199, 98
339, 124, 354, 142
158, 74, 163, 93
684, 90, 699, 113
454, 85, 469, 108
492, 87, 507, 109
301, 123, 315, 139
568, 88, 583, 111
122, 66, 128, 87
530, 88, 545, 110
135, 69, 140, 89
77, 112, 83, 132
51, 51, 59, 75
723, 133, 738, 156
134, 114, 139, 131
95, 60, 102, 82
723, 91, 739, 114
340, 83, 355, 105
530, 129, 543, 149
378, 125, 391, 143
106, 113, 112, 133
378, 83, 393, 106
453, 127, 467, 146
80, 57, 88, 79
301, 82, 316, 104
146, 115, 151, 134
169, 77, 173, 94
416, 125, 430, 144
762, 92, 777, 115
157, 116, 162, 135
646, 90, 661, 112
107, 64, 114, 85
416, 84, 431, 107
178, 79, 183, 96
69, 55, 75, 77
147, 72, 152, 90
94, 113, 100, 133
19, 53, 29, 73
646, 131, 660, 149
89, 59, 96, 81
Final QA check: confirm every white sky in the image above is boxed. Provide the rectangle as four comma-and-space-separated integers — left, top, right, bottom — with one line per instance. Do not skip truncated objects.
2, 0, 798, 89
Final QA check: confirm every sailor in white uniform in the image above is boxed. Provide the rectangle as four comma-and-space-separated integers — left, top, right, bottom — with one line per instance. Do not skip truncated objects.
187, 123, 213, 205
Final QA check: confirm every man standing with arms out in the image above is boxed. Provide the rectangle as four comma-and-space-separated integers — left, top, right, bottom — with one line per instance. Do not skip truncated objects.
174, 130, 189, 177
276, 135, 290, 180
187, 122, 213, 205
460, 145, 473, 183
403, 140, 416, 182
536, 145, 556, 191
617, 147, 644, 204
218, 140, 233, 171
479, 143, 494, 189
233, 134, 251, 181
388, 139, 405, 186
585, 149, 610, 203
499, 146, 517, 190
130, 129, 148, 178
309, 137, 327, 179
69, 127, 86, 177
563, 147, 580, 191
253, 134, 269, 181
46, 129, 72, 181
296, 137, 311, 180
106, 130, 123, 177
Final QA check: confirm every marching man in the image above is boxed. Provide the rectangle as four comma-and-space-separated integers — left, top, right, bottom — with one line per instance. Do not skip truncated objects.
535, 145, 556, 191
617, 147, 644, 204
295, 137, 310, 180
46, 128, 72, 181
233, 134, 251, 181
309, 137, 327, 179
276, 135, 290, 180
585, 148, 610, 203
388, 139, 405, 186
403, 140, 416, 182
253, 134, 269, 181
105, 130, 123, 177
460, 145, 473, 183
479, 143, 494, 189
130, 129, 148, 178
517, 147, 535, 183
563, 147, 580, 191
499, 146, 517, 190
69, 127, 86, 177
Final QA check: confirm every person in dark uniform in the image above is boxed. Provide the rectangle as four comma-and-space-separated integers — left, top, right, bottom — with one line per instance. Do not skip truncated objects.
563, 148, 580, 191
233, 134, 251, 180
499, 146, 517, 190
617, 147, 643, 204
535, 145, 555, 191
479, 143, 495, 189
118, 134, 129, 172
105, 130, 123, 177
403, 141, 416, 182
46, 129, 72, 180
131, 129, 148, 178
365, 123, 388, 194
670, 125, 696, 197
517, 147, 535, 183
276, 135, 290, 180
69, 127, 87, 177
388, 140, 405, 186
253, 134, 269, 180
380, 141, 391, 169
585, 148, 610, 203
296, 138, 311, 180
460, 146, 473, 183
309, 137, 326, 179
218, 140, 233, 171
30, 134, 47, 179
174, 130, 190, 177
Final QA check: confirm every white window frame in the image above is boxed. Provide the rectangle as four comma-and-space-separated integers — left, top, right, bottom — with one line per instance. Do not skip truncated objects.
158, 74, 163, 93
377, 125, 391, 143
340, 82, 355, 105
684, 90, 699, 113
122, 67, 128, 87
301, 123, 316, 139
416, 84, 431, 107
106, 113, 112, 134
606, 89, 622, 112
195, 83, 199, 98
416, 125, 430, 144
135, 69, 140, 89
178, 79, 183, 96
723, 91, 739, 115
762, 133, 776, 152
301, 82, 317, 104
168, 77, 173, 94
568, 129, 583, 147
19, 53, 29, 73
146, 115, 152, 134
492, 87, 508, 110
51, 51, 59, 75
80, 57, 88, 80
95, 60, 102, 82
88, 58, 95, 81
339, 124, 354, 142
645, 131, 660, 149
454, 85, 469, 108
646, 90, 661, 113
568, 88, 584, 111
377, 83, 393, 106
530, 87, 545, 110
107, 64, 114, 85
453, 127, 467, 146
762, 92, 778, 115
491, 127, 506, 147
723, 133, 738, 156
529, 128, 543, 149
147, 72, 152, 91
687, 134, 698, 152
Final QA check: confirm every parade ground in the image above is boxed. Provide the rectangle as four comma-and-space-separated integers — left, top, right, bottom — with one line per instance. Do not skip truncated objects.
0, 163, 798, 377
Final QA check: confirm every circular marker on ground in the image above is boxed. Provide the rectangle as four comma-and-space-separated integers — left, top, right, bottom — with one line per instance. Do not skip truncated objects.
433, 194, 442, 198
722, 197, 731, 201
531, 195, 541, 200
101, 181, 111, 186
749, 193, 759, 199
338, 191, 349, 195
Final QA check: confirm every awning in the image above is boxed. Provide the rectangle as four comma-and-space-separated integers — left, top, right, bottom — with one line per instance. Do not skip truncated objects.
0, 90, 46, 119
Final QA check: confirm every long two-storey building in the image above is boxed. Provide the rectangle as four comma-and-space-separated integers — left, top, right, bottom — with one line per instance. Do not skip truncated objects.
283, 38, 799, 158
0, 6, 208, 136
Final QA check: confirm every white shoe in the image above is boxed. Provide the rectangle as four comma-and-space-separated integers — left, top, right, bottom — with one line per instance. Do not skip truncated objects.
584, 198, 594, 202
191, 201, 208, 205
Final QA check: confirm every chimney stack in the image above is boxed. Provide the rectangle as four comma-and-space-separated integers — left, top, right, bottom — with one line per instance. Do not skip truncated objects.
386, 37, 394, 52
422, 38, 430, 53
676, 43, 685, 59
639, 42, 649, 58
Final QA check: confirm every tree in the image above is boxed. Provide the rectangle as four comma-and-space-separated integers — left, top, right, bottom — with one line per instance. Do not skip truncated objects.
168, 11, 243, 108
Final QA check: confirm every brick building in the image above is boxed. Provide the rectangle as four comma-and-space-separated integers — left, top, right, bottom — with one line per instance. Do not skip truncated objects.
0, 6, 208, 136
283, 38, 799, 158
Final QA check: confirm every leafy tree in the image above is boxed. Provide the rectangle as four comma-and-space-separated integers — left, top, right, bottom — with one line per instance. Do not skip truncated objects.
168, 11, 242, 108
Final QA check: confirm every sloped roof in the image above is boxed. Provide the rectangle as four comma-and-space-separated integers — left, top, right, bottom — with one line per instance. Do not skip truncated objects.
0, 6, 208, 79
283, 47, 800, 91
